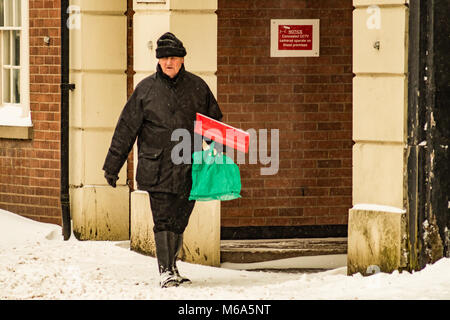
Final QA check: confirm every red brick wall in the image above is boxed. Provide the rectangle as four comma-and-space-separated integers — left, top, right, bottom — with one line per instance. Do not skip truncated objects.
0, 0, 61, 225
217, 0, 353, 227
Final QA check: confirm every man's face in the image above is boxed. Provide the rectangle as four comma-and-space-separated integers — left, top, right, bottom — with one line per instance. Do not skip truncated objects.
158, 56, 184, 78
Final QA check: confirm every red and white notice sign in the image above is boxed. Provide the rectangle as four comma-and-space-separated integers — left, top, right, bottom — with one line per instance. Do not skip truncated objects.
271, 19, 320, 57
278, 25, 313, 50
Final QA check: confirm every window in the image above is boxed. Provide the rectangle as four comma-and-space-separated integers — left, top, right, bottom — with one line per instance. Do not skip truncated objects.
0, 0, 30, 131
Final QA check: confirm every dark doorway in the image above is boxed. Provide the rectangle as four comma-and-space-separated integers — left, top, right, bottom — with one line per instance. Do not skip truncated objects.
407, 0, 450, 270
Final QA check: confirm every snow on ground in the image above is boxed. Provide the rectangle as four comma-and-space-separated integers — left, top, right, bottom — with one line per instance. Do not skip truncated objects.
1, 208, 450, 300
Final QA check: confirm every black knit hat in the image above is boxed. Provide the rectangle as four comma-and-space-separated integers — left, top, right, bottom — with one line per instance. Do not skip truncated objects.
156, 32, 187, 59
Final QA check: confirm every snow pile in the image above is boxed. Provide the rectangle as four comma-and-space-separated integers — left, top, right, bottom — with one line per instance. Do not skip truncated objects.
352, 203, 406, 214
0, 208, 449, 300
0, 210, 61, 243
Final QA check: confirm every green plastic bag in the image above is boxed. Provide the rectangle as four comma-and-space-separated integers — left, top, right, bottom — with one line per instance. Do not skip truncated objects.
189, 142, 241, 201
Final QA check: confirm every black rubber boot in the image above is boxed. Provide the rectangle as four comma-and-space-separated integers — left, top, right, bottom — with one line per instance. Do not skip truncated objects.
173, 233, 192, 285
154, 231, 179, 288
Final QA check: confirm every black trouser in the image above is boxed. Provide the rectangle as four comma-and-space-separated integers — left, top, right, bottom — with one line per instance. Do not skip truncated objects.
148, 192, 196, 234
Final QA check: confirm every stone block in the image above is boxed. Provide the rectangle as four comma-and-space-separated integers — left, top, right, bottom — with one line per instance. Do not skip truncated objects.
130, 191, 221, 267
70, 14, 127, 71
353, 6, 408, 74
71, 186, 130, 241
170, 0, 217, 10
69, 72, 127, 129
354, 0, 408, 6
83, 130, 128, 185
170, 12, 217, 73
130, 190, 156, 256
133, 11, 217, 75
70, 0, 126, 12
353, 75, 407, 142
353, 142, 404, 208
133, 12, 170, 73
69, 129, 128, 186
181, 200, 221, 266
133, 0, 169, 11
347, 205, 406, 275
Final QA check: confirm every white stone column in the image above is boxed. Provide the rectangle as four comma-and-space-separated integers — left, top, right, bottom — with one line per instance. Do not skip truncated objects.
130, 0, 221, 266
69, 0, 129, 240
348, 0, 409, 274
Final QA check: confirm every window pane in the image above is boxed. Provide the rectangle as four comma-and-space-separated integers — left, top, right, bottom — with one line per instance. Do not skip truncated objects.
14, 0, 20, 27
3, 31, 10, 65
12, 30, 19, 65
3, 68, 10, 103
4, 0, 11, 26
13, 68, 19, 103
0, 0, 4, 27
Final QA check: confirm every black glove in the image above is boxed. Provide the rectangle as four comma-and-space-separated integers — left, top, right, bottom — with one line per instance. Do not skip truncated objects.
104, 172, 118, 188
204, 138, 223, 154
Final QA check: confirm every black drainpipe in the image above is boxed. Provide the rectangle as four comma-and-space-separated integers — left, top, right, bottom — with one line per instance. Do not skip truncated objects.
407, 0, 427, 272
60, 0, 75, 240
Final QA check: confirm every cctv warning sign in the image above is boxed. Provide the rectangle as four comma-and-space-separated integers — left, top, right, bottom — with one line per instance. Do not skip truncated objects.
278, 25, 313, 50
271, 19, 319, 57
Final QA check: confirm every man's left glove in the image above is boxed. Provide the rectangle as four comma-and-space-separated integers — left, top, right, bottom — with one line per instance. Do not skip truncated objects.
104, 171, 119, 188
204, 138, 223, 155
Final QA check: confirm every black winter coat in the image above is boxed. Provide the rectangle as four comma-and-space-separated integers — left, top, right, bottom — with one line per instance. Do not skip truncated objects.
103, 64, 223, 195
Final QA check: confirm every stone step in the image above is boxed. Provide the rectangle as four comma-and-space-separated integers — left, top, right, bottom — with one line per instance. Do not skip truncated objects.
220, 237, 348, 263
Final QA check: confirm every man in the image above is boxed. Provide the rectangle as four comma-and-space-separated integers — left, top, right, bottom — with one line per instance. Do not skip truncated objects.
102, 32, 222, 288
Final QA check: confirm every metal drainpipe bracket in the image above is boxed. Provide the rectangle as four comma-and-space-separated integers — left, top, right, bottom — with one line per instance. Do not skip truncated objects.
60, 83, 76, 91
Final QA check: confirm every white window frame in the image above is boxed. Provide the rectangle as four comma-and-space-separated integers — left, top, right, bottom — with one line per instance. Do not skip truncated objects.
0, 0, 31, 129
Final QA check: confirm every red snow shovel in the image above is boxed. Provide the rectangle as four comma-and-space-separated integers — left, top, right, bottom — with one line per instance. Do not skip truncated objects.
194, 113, 249, 153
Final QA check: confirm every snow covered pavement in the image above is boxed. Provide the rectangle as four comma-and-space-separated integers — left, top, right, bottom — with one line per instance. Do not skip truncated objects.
1, 208, 449, 300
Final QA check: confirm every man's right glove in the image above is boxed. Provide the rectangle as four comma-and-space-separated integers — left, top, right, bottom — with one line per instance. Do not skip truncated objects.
104, 172, 119, 188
